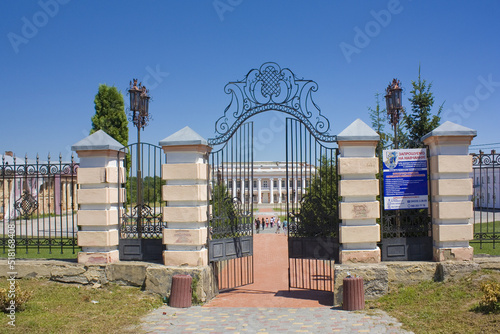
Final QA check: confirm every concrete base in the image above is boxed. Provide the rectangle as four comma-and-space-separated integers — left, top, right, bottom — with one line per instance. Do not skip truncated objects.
78, 250, 119, 265
433, 246, 474, 262
340, 248, 381, 264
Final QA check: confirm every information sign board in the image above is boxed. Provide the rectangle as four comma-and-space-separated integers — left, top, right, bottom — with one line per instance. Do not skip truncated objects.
383, 148, 428, 210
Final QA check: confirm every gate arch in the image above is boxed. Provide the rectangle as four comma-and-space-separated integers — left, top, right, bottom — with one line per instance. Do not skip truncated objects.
208, 62, 338, 292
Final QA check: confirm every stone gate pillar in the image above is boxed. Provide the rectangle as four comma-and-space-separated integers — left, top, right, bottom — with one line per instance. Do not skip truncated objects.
72, 130, 125, 264
337, 119, 381, 263
422, 121, 477, 261
159, 127, 211, 267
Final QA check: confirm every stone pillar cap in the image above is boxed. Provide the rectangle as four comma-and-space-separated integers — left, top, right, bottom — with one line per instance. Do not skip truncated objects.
159, 126, 208, 146
421, 121, 477, 141
71, 130, 124, 152
337, 118, 379, 142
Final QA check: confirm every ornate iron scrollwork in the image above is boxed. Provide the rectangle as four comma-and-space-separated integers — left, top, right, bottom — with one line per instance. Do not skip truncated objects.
208, 62, 336, 145
14, 190, 38, 219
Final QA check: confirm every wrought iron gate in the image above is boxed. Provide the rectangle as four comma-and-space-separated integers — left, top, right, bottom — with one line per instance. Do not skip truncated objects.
286, 118, 338, 291
378, 148, 433, 261
208, 122, 254, 291
118, 143, 167, 261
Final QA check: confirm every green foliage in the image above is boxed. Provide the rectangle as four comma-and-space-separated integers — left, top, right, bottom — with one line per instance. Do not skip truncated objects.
295, 155, 338, 237
0, 282, 33, 312
368, 92, 390, 151
403, 66, 443, 148
210, 182, 239, 238
128, 176, 165, 204
90, 84, 128, 147
476, 281, 500, 313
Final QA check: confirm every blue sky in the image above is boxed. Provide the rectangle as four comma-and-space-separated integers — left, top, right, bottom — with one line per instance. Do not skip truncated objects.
2, 0, 499, 162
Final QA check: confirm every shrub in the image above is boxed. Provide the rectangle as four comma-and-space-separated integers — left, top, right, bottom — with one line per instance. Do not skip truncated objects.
0, 282, 33, 312
477, 281, 500, 314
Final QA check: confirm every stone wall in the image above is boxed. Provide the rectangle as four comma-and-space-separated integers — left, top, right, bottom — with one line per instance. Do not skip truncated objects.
0, 259, 216, 303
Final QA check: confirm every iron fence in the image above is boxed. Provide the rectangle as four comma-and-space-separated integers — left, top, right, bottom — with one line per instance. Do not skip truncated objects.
471, 150, 499, 249
0, 153, 79, 255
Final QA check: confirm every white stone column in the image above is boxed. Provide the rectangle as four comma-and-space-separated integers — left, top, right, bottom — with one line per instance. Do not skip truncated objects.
293, 178, 298, 203
278, 178, 282, 203
232, 177, 237, 200
422, 121, 477, 261
159, 127, 211, 267
257, 178, 262, 204
72, 130, 125, 264
270, 178, 274, 204
338, 119, 381, 264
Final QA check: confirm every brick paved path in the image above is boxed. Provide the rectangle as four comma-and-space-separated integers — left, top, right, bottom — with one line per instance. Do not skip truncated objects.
139, 233, 412, 333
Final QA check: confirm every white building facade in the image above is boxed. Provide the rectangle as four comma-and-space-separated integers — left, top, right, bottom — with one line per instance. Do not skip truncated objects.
221, 161, 313, 205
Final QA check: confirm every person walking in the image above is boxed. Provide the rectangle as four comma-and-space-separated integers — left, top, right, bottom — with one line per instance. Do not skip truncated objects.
275, 219, 281, 234
255, 217, 260, 234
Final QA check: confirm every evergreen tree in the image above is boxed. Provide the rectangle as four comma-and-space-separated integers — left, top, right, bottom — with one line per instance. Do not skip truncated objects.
90, 84, 128, 147
368, 92, 390, 152
404, 67, 443, 148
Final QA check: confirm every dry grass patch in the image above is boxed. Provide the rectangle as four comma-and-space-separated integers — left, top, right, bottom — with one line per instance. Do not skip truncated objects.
0, 278, 162, 334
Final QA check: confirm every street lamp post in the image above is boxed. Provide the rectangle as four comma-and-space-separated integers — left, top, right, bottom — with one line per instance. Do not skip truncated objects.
128, 79, 151, 238
385, 79, 403, 149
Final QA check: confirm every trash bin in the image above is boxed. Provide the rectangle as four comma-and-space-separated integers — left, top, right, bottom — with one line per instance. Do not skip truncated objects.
169, 275, 192, 308
342, 276, 364, 311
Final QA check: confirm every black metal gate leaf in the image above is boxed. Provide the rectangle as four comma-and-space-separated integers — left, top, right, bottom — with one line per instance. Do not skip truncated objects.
286, 118, 338, 291
208, 122, 254, 291
118, 143, 167, 261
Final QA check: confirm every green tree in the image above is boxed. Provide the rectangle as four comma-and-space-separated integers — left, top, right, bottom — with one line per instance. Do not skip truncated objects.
210, 182, 240, 239
294, 155, 338, 237
403, 66, 443, 148
368, 92, 390, 152
90, 84, 128, 147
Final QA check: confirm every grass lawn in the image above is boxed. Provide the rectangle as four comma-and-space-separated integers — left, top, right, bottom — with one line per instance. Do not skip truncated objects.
367, 270, 500, 334
471, 220, 500, 256
0, 278, 163, 334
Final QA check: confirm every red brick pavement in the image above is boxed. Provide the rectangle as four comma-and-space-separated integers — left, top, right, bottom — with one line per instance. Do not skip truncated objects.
204, 234, 333, 308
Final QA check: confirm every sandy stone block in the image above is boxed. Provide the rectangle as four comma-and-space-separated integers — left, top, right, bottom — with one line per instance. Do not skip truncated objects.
163, 163, 208, 180
78, 210, 119, 226
433, 223, 473, 242
340, 201, 379, 220
77, 167, 106, 184
162, 206, 208, 223
340, 224, 380, 244
430, 155, 472, 174
340, 179, 379, 197
163, 249, 208, 267
433, 246, 473, 262
338, 157, 378, 175
340, 248, 381, 264
105, 166, 125, 184
77, 230, 119, 247
78, 250, 120, 264
431, 178, 472, 196
163, 184, 207, 202
432, 201, 473, 220
163, 228, 207, 246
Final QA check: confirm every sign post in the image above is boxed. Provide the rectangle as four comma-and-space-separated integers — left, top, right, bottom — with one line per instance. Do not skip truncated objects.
383, 149, 428, 210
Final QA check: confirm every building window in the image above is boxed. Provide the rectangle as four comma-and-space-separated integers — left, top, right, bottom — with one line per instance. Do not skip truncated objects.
281, 180, 286, 187
289, 179, 293, 187
298, 179, 302, 188
253, 180, 257, 189
263, 180, 268, 188
273, 180, 278, 188
245, 180, 249, 189
228, 180, 233, 188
